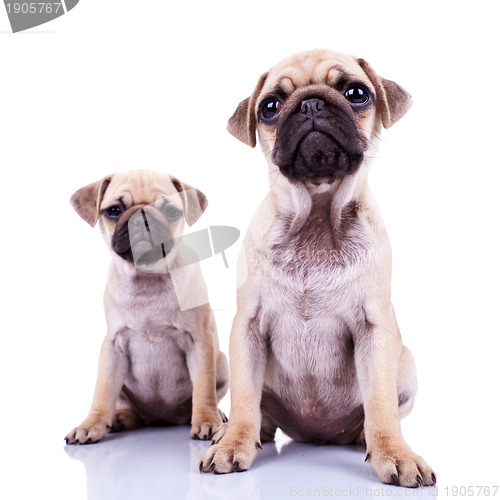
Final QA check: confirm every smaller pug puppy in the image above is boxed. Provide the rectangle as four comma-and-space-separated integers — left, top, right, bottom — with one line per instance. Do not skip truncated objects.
65, 170, 229, 445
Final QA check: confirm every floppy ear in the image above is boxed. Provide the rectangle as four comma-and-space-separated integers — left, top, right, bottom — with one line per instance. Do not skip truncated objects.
358, 59, 412, 129
70, 176, 113, 227
227, 72, 268, 147
171, 177, 208, 226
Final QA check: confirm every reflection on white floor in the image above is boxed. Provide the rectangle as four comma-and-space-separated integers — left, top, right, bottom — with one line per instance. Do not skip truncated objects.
64, 426, 437, 500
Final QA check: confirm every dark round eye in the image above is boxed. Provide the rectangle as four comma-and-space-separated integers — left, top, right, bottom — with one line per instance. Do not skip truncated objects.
164, 205, 182, 221
103, 205, 122, 220
260, 97, 283, 121
344, 85, 370, 105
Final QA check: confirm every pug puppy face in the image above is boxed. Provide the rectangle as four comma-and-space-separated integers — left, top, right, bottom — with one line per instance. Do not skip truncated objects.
228, 49, 412, 186
71, 170, 207, 273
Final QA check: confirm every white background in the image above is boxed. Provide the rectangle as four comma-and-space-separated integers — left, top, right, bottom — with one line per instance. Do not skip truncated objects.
1, 1, 499, 499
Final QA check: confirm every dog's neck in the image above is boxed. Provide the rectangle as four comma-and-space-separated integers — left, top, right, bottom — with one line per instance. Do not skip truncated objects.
108, 253, 210, 313
268, 161, 371, 235
110, 255, 174, 284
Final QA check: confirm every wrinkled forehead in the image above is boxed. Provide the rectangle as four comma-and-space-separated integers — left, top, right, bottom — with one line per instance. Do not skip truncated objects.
262, 49, 371, 95
102, 171, 181, 207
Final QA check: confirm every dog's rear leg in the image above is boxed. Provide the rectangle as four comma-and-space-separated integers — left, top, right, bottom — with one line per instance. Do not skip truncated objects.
260, 413, 277, 442
216, 352, 230, 401
111, 409, 144, 432
215, 351, 230, 424
111, 394, 144, 432
396, 346, 417, 419
355, 346, 417, 446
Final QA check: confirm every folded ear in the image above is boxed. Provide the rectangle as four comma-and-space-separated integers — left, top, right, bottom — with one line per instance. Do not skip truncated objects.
70, 175, 113, 227
358, 59, 412, 129
171, 177, 208, 226
227, 72, 268, 147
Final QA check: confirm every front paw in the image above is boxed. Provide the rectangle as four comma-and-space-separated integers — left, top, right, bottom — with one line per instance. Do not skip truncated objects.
199, 432, 262, 474
190, 410, 226, 440
367, 441, 436, 487
65, 419, 110, 445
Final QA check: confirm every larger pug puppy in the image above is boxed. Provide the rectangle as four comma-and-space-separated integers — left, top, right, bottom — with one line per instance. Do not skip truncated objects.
65, 170, 229, 445
200, 50, 436, 487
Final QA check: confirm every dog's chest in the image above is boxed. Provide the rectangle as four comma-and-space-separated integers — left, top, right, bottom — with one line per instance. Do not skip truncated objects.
113, 308, 193, 386
266, 199, 369, 311
270, 198, 368, 272
259, 199, 369, 377
111, 283, 195, 418
110, 274, 194, 358
112, 274, 181, 331
115, 324, 193, 423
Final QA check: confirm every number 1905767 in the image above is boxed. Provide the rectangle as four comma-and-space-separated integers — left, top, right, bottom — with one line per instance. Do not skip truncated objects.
5, 2, 63, 14
444, 485, 500, 497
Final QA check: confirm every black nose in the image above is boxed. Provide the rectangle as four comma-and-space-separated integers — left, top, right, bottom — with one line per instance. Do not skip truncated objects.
301, 98, 324, 118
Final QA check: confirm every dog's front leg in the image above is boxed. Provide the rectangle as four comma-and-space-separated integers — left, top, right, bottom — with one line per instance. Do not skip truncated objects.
65, 332, 129, 444
355, 305, 435, 487
199, 305, 266, 473
187, 311, 224, 441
